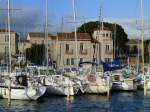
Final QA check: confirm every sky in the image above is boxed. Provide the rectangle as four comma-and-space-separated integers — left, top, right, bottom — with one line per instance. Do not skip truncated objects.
0, 0, 150, 39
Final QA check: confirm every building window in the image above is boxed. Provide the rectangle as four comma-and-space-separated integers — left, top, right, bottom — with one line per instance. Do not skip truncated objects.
66, 44, 69, 52
103, 33, 105, 37
48, 43, 50, 47
5, 46, 8, 55
34, 40, 37, 44
71, 58, 74, 65
80, 58, 83, 63
106, 33, 108, 37
80, 43, 83, 52
97, 31, 99, 35
106, 44, 110, 52
110, 33, 112, 38
42, 40, 44, 44
5, 35, 9, 42
66, 58, 70, 65
105, 58, 111, 63
93, 44, 96, 49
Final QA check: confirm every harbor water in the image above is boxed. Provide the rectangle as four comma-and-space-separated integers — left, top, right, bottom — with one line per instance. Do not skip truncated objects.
0, 91, 149, 112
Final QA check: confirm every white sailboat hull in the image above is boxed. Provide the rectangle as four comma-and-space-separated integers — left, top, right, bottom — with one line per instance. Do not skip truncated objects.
0, 86, 46, 100
44, 75, 75, 96
83, 83, 107, 94
145, 81, 150, 90
81, 74, 108, 94
112, 82, 136, 91
146, 82, 150, 90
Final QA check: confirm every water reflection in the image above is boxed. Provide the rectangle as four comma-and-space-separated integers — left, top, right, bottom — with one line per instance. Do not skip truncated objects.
0, 92, 149, 112
110, 92, 144, 112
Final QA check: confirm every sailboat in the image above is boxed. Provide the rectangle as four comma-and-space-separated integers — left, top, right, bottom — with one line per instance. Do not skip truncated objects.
111, 70, 137, 91
0, 69, 46, 100
137, 0, 150, 95
0, 0, 46, 101
30, 66, 75, 96
75, 0, 110, 95
34, 0, 75, 96
78, 62, 108, 94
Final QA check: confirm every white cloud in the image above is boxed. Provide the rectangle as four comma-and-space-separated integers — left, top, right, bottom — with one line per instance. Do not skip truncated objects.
0, 8, 43, 38
104, 18, 150, 40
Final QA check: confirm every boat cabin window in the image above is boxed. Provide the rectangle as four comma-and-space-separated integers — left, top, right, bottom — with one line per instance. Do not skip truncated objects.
40, 70, 47, 75
39, 69, 55, 75
16, 75, 27, 86
71, 67, 77, 71
114, 75, 120, 81
96, 66, 103, 72
33, 70, 38, 75
64, 68, 71, 72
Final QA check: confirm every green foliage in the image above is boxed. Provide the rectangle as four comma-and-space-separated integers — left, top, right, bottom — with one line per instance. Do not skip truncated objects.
145, 39, 150, 44
26, 44, 45, 65
77, 21, 99, 37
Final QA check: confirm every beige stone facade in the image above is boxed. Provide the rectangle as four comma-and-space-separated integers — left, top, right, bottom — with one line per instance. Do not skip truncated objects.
51, 33, 100, 69
126, 39, 150, 64
27, 32, 54, 44
21, 32, 55, 52
126, 39, 142, 64
126, 39, 142, 54
23, 31, 113, 68
21, 32, 56, 64
0, 29, 18, 63
20, 40, 31, 53
93, 28, 114, 62
145, 40, 150, 64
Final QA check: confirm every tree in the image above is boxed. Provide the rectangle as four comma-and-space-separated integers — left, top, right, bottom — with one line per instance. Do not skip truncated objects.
26, 44, 45, 65
77, 21, 129, 58
77, 21, 99, 37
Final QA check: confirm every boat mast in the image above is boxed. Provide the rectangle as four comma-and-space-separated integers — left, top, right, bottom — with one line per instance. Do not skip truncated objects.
7, 0, 11, 105
72, 0, 78, 70
140, 0, 144, 74
45, 0, 49, 69
61, 17, 64, 68
114, 23, 116, 60
137, 37, 140, 73
18, 32, 21, 69
100, 0, 104, 61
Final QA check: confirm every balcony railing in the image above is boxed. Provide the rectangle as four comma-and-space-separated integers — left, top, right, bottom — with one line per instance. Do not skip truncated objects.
65, 49, 73, 55
105, 49, 113, 54
79, 49, 88, 55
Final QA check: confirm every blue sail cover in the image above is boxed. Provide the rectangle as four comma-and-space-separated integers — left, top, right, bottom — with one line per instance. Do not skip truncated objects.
112, 60, 122, 66
100, 60, 123, 72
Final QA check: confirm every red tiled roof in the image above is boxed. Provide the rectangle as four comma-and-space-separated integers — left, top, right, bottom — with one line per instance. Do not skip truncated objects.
20, 40, 30, 43
57, 32, 92, 41
0, 29, 15, 33
28, 32, 53, 38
